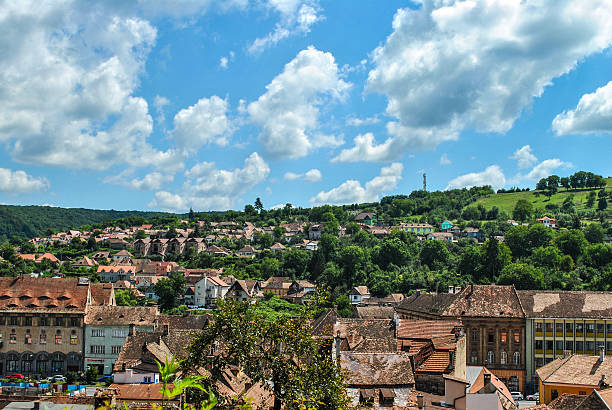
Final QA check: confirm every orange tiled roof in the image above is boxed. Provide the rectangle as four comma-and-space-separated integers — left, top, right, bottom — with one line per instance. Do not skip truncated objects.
0, 277, 88, 312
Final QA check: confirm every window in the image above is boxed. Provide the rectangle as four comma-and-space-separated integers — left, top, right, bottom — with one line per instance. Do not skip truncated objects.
535, 340, 543, 351
0, 316, 4, 325
500, 331, 507, 344
576, 341, 584, 353
69, 317, 80, 327
597, 323, 605, 338
38, 316, 49, 326
586, 322, 595, 336
40, 330, 47, 344
576, 322, 584, 335
25, 330, 32, 344
545, 323, 553, 334
500, 351, 507, 364
555, 322, 563, 335
70, 330, 78, 345
7, 354, 18, 372
144, 376, 152, 383
9, 316, 19, 326
535, 322, 543, 333
579, 391, 587, 395
23, 317, 32, 326
508, 376, 519, 392
488, 333, 495, 343
90, 345, 105, 354
607, 323, 612, 335
566, 322, 574, 336
586, 341, 595, 353
472, 329, 479, 342
556, 340, 564, 353
91, 329, 105, 337
10, 330, 16, 344
54, 317, 65, 327
55, 330, 62, 344
113, 329, 128, 338
513, 330, 520, 343
487, 351, 494, 364
566, 340, 574, 351
546, 340, 553, 352
551, 390, 559, 401
471, 351, 478, 364
535, 358, 544, 368
22, 354, 33, 373
112, 345, 122, 354
513, 351, 520, 365
607, 341, 612, 352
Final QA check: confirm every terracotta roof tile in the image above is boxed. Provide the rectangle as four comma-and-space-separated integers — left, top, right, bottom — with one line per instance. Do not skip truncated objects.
397, 319, 457, 339
0, 277, 88, 312
518, 290, 612, 319
85, 306, 157, 326
340, 352, 414, 386
537, 354, 612, 387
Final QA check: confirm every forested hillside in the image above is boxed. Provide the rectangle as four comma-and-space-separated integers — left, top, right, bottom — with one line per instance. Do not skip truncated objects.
0, 205, 170, 241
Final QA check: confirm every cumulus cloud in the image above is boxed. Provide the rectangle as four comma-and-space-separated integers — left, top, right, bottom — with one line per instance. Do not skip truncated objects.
0, 168, 49, 194
104, 171, 174, 191
310, 163, 403, 205
343, 0, 612, 162
248, 46, 350, 159
149, 152, 270, 212
248, 0, 322, 54
511, 145, 538, 169
219, 51, 235, 69
526, 159, 572, 180
346, 115, 380, 127
283, 168, 322, 182
171, 96, 231, 153
440, 153, 451, 165
553, 80, 612, 135
446, 165, 506, 191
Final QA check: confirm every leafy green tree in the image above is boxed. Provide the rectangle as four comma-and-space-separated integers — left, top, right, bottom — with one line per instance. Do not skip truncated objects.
584, 223, 605, 244
281, 249, 311, 279
586, 191, 597, 208
582, 244, 612, 269
560, 177, 570, 190
457, 245, 483, 281
554, 229, 588, 262
481, 238, 509, 282
254, 197, 264, 213
531, 246, 562, 270
135, 229, 147, 239
497, 263, 544, 290
185, 298, 349, 410
85, 366, 98, 385
374, 237, 411, 269
338, 245, 365, 275
115, 289, 139, 306
598, 196, 608, 211
335, 295, 353, 318
419, 240, 451, 270
512, 199, 533, 222
154, 272, 187, 312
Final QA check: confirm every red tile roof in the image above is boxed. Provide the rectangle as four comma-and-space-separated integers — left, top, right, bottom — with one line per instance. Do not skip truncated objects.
0, 277, 88, 312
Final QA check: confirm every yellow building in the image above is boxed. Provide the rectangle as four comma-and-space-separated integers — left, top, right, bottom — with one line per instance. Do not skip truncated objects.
536, 350, 612, 404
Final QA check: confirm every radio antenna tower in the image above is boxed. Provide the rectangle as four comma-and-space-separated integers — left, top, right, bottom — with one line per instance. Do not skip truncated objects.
423, 173, 427, 192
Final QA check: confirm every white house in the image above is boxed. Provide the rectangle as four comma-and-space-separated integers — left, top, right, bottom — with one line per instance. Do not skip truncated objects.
537, 216, 556, 229
349, 286, 371, 304
194, 276, 230, 308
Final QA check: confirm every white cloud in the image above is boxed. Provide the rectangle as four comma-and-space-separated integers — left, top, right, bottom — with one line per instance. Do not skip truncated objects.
311, 163, 403, 205
446, 165, 506, 191
347, 0, 612, 161
346, 115, 380, 127
219, 51, 235, 69
284, 168, 322, 182
248, 46, 350, 159
248, 0, 322, 54
511, 145, 538, 169
154, 95, 170, 124
171, 96, 231, 153
440, 153, 451, 165
553, 80, 612, 135
0, 168, 49, 194
526, 159, 572, 180
104, 171, 174, 191
0, 2, 186, 170
150, 152, 270, 212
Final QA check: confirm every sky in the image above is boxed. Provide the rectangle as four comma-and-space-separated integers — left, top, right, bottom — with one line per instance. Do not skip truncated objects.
0, 0, 611, 213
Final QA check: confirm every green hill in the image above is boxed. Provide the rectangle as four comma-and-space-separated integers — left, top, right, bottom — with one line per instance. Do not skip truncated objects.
0, 205, 173, 241
470, 177, 612, 215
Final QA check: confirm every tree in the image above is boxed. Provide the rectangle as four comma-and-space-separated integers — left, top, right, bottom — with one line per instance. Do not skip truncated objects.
184, 298, 348, 409
497, 263, 544, 290
560, 177, 570, 190
254, 197, 264, 213
584, 223, 605, 244
153, 272, 186, 312
598, 196, 608, 211
419, 240, 451, 269
481, 238, 510, 282
85, 365, 99, 385
115, 289, 139, 306
586, 191, 597, 208
582, 244, 612, 269
512, 199, 533, 222
553, 229, 588, 262
188, 207, 195, 221
135, 229, 147, 240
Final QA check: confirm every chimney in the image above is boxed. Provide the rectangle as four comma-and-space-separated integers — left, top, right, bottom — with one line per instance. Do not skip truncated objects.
417, 393, 424, 409
484, 372, 491, 386
128, 324, 135, 336
600, 345, 606, 362
163, 324, 169, 336
334, 330, 342, 360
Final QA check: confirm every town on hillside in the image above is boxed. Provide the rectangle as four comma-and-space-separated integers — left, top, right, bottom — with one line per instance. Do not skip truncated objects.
0, 172, 610, 409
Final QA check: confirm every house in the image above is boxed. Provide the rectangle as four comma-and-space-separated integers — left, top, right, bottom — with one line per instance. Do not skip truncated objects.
463, 227, 484, 242
444, 366, 518, 410
441, 220, 454, 231
97, 265, 136, 283
89, 282, 116, 306
133, 239, 151, 256
72, 255, 98, 268
350, 286, 371, 304
206, 245, 230, 257
427, 232, 454, 242
104, 384, 179, 408
537, 216, 557, 229
237, 245, 257, 258
308, 224, 322, 240
0, 277, 94, 377
149, 238, 168, 255
397, 285, 526, 394
270, 242, 286, 253
166, 237, 186, 254
261, 277, 292, 297
339, 352, 415, 408
355, 212, 377, 226
517, 290, 612, 393
536, 350, 612, 404
575, 387, 612, 409
184, 237, 206, 254
112, 250, 132, 262
84, 306, 158, 375
194, 276, 230, 308
227, 280, 262, 303
92, 251, 111, 262
401, 223, 434, 235
284, 280, 317, 304
305, 241, 318, 251
108, 238, 127, 250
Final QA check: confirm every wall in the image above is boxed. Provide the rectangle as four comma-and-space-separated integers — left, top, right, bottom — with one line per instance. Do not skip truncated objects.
455, 335, 467, 380
539, 380, 595, 405
113, 369, 159, 384
466, 393, 502, 410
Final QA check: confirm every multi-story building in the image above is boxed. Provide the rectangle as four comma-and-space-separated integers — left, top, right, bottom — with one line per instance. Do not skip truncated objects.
84, 306, 158, 375
397, 285, 526, 393
518, 290, 612, 394
193, 276, 229, 308
0, 277, 92, 377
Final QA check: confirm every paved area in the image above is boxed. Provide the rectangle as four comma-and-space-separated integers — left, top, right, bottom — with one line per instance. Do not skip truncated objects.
518, 399, 539, 408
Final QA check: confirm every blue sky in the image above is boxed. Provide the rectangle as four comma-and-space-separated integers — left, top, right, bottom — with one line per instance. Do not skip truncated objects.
0, 0, 611, 212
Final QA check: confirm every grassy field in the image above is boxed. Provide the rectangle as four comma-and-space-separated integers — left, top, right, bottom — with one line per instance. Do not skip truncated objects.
469, 177, 612, 215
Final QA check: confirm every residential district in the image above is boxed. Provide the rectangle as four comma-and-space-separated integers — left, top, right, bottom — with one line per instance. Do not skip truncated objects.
0, 212, 611, 409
